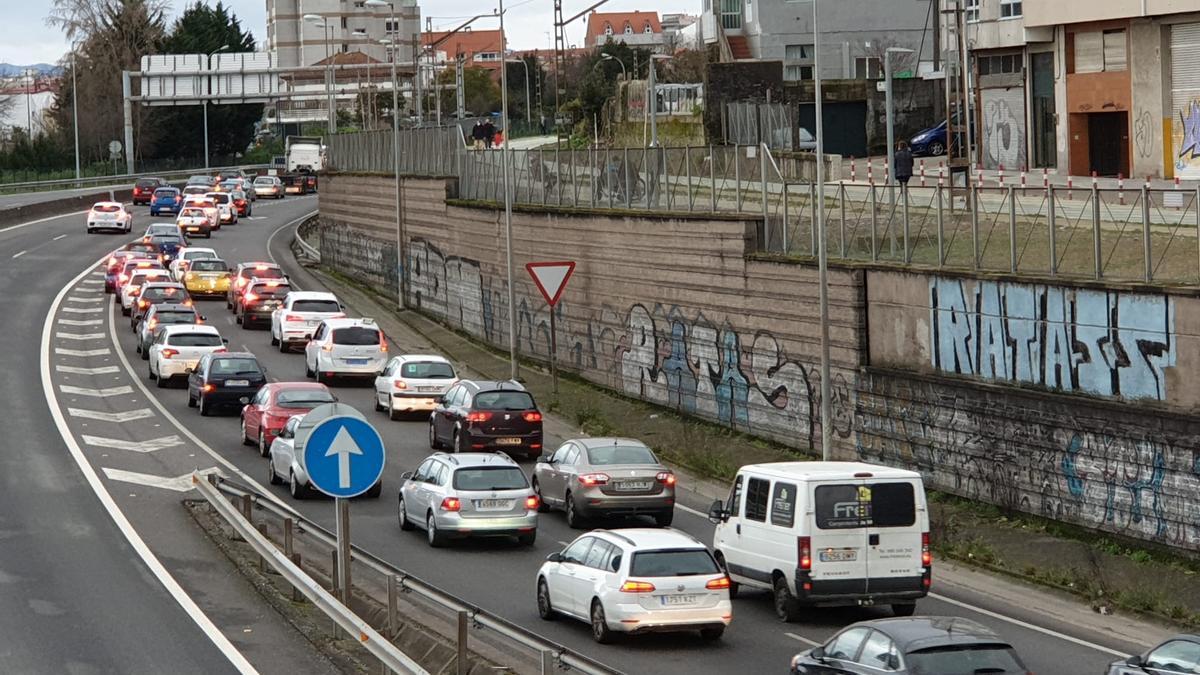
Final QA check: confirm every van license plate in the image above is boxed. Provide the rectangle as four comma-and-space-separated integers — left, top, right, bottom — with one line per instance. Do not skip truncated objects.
661, 594, 699, 606
496, 437, 522, 445
819, 549, 858, 562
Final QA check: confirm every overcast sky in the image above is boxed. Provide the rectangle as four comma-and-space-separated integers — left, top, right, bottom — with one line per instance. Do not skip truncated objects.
1, 0, 697, 65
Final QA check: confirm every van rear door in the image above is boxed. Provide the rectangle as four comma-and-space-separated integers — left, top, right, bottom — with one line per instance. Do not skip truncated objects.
810, 481, 870, 595
863, 480, 925, 596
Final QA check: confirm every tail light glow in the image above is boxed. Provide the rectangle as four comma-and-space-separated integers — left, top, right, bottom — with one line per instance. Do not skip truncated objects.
202, 384, 215, 392
466, 411, 492, 423
393, 380, 408, 389
440, 497, 461, 512
379, 337, 388, 353
524, 495, 540, 510
705, 576, 731, 590
798, 536, 812, 571
619, 581, 656, 593
243, 293, 258, 303
161, 348, 179, 358
922, 532, 932, 567
522, 411, 542, 422
656, 471, 676, 486
285, 314, 303, 321
578, 473, 610, 487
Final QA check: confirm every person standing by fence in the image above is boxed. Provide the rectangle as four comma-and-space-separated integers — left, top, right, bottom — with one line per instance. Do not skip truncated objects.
894, 141, 914, 190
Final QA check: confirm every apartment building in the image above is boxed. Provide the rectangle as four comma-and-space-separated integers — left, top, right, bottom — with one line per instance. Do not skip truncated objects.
584, 11, 666, 51
267, 0, 420, 68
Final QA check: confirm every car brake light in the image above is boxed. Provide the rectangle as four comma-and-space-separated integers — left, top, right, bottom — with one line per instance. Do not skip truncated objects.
138, 299, 148, 308
619, 581, 655, 593
133, 188, 140, 195
183, 299, 193, 307
440, 497, 461, 512
705, 576, 731, 590
922, 532, 931, 567
254, 264, 269, 270
244, 293, 258, 303
466, 411, 491, 423
656, 471, 676, 486
147, 319, 157, 329
213, 347, 228, 353
108, 256, 118, 266
284, 314, 303, 321
578, 473, 610, 487
523, 411, 542, 422
393, 380, 408, 389
524, 495, 540, 510
175, 196, 181, 203
798, 536, 812, 571
161, 348, 179, 358
202, 384, 215, 392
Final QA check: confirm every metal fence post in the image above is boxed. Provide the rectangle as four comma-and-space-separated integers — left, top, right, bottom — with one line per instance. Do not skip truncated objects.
283, 517, 294, 558
1047, 185, 1057, 276
838, 182, 847, 258
387, 575, 399, 640
869, 185, 878, 262
569, 149, 577, 207
1142, 185, 1152, 282
1008, 186, 1017, 273
1196, 187, 1200, 282
735, 146, 742, 212
782, 182, 790, 252
903, 184, 911, 263
589, 147, 596, 209
760, 144, 769, 224
456, 611, 469, 675
709, 145, 717, 212
685, 145, 694, 212
971, 185, 981, 270
541, 649, 556, 674
810, 181, 818, 255
606, 148, 614, 209
1093, 185, 1103, 279
624, 147, 632, 209
936, 184, 945, 266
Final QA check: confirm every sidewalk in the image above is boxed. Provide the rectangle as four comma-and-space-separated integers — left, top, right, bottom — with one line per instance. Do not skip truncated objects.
837, 156, 1200, 191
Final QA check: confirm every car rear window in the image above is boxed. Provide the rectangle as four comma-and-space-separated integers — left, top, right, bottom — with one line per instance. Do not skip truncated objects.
142, 287, 186, 301
815, 482, 917, 530
905, 645, 1025, 673
124, 243, 159, 254
191, 260, 228, 272
181, 208, 206, 217
210, 194, 230, 204
473, 390, 535, 411
154, 188, 178, 197
254, 177, 274, 185
292, 299, 341, 313
585, 445, 657, 466
251, 284, 290, 298
94, 204, 121, 212
210, 358, 262, 375
183, 250, 216, 261
151, 236, 181, 246
276, 389, 336, 407
154, 311, 196, 324
187, 176, 210, 184
332, 327, 380, 345
241, 266, 282, 279
452, 467, 529, 491
400, 361, 455, 379
136, 179, 159, 188
168, 333, 222, 347
629, 549, 719, 577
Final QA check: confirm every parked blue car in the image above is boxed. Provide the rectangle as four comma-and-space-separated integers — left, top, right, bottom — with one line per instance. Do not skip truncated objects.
150, 187, 182, 216
909, 121, 948, 157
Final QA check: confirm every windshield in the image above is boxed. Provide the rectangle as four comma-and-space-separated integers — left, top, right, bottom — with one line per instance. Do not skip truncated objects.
93, 204, 121, 212
210, 358, 262, 376
401, 361, 456, 379
190, 260, 229, 272
332, 327, 380, 345
293, 299, 341, 313
147, 226, 176, 234
585, 445, 657, 466
629, 549, 719, 577
452, 467, 529, 491
473, 391, 535, 411
154, 311, 196, 324
905, 645, 1026, 674
168, 333, 222, 347
276, 389, 336, 407
181, 208, 206, 218
151, 237, 182, 247
136, 179, 159, 188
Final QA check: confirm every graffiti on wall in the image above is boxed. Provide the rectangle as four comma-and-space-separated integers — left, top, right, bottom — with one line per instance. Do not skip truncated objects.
1176, 100, 1200, 179
981, 94, 1026, 170
929, 277, 1175, 401
407, 238, 854, 447
855, 373, 1200, 551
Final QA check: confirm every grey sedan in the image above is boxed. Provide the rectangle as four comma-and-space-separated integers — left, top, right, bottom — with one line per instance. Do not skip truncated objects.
532, 437, 676, 529
1108, 634, 1200, 675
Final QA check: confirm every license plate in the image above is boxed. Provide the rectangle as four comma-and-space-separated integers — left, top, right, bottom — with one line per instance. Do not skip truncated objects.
187, 226, 201, 231
495, 437, 522, 446
419, 386, 442, 392
819, 549, 858, 562
345, 358, 369, 365
660, 594, 699, 606
617, 481, 652, 491
226, 379, 250, 387
476, 499, 513, 510
306, 320, 321, 326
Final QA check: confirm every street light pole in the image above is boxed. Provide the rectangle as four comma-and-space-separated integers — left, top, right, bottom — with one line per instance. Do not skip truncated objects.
307, 15, 335, 133
884, 47, 914, 206
812, 0, 832, 461
506, 58, 531, 124
498, 0, 518, 380
371, 0, 408, 311
203, 45, 231, 170
647, 54, 670, 147
70, 45, 80, 182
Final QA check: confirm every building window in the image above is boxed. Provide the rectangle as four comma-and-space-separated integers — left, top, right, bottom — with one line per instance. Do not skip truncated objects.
354, 0, 364, 6
624, 23, 633, 35
965, 0, 980, 23
1102, 29, 1127, 71
1073, 29, 1125, 73
644, 22, 653, 33
474, 51, 500, 62
977, 53, 1022, 75
784, 43, 813, 81
385, 19, 399, 34
340, 17, 348, 29
999, 0, 1021, 18
855, 56, 882, 79
604, 23, 613, 36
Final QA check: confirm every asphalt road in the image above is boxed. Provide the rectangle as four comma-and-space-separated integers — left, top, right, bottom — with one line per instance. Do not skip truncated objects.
22, 193, 1155, 674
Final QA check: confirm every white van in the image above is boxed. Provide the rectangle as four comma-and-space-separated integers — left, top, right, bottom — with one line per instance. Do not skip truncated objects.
707, 461, 930, 622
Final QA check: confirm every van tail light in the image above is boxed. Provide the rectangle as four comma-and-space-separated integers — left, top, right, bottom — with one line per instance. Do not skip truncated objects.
705, 576, 731, 590
922, 532, 932, 567
161, 348, 179, 359
524, 495, 540, 510
466, 411, 492, 423
285, 314, 303, 322
380, 337, 388, 353
619, 581, 656, 593
440, 497, 461, 512
578, 473, 610, 487
798, 536, 812, 571
523, 411, 542, 422
656, 471, 676, 486
393, 380, 408, 390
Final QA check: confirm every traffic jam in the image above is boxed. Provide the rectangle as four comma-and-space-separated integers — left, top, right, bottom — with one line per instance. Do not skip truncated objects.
76, 170, 1178, 675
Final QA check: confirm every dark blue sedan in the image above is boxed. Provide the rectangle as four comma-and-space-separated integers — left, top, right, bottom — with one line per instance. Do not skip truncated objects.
150, 187, 183, 216
149, 234, 184, 265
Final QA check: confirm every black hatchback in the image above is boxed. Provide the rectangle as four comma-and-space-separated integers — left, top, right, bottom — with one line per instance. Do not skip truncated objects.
187, 352, 267, 416
789, 616, 1029, 674
429, 380, 544, 459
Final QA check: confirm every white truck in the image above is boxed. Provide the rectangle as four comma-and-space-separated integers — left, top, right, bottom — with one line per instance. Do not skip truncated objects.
281, 135, 324, 194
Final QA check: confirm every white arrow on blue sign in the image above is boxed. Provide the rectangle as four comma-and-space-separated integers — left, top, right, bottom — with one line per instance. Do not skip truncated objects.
302, 415, 385, 498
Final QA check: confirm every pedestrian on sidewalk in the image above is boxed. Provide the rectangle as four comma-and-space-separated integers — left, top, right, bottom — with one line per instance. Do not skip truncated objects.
483, 119, 496, 149
471, 121, 485, 150
894, 141, 914, 190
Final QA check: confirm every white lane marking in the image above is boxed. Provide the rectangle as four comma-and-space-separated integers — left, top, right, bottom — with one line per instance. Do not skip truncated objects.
40, 255, 259, 675
12, 250, 27, 258
81, 434, 185, 453
56, 332, 106, 340
4, 209, 88, 233
55, 348, 111, 357
928, 592, 1127, 657
677, 503, 709, 519
56, 364, 120, 375
59, 385, 134, 397
785, 632, 822, 648
58, 319, 104, 326
78, 280, 103, 286
62, 307, 104, 314
69, 407, 156, 423
53, 234, 68, 241
67, 296, 105, 303
102, 467, 221, 492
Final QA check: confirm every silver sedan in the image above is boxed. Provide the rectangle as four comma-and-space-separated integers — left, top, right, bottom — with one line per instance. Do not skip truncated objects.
532, 437, 676, 528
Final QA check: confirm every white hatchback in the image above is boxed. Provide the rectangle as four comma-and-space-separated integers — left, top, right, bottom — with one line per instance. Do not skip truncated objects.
270, 291, 344, 351
181, 196, 219, 228
120, 268, 173, 315
87, 202, 133, 234
304, 317, 387, 384
146, 324, 228, 386
205, 191, 237, 225
170, 247, 218, 281
373, 354, 457, 420
536, 528, 732, 643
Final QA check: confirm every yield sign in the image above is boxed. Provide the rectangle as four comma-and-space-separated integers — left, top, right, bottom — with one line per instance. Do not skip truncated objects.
525, 261, 576, 307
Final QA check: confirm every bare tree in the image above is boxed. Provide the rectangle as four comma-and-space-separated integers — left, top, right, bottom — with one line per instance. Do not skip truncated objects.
0, 94, 14, 122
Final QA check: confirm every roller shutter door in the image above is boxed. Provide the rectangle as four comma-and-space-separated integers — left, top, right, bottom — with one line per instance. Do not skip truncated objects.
980, 86, 1027, 170
1172, 23, 1200, 179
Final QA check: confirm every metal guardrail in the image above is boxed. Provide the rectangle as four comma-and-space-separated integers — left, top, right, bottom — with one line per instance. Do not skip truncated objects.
193, 472, 428, 675
0, 164, 272, 194
205, 474, 623, 675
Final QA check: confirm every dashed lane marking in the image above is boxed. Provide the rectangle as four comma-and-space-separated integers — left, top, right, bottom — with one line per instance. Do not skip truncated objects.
58, 319, 104, 326
55, 348, 111, 357
62, 307, 104, 314
53, 234, 67, 241
56, 364, 120, 375
56, 332, 106, 340
928, 592, 1127, 657
785, 632, 822, 648
68, 407, 156, 423
81, 434, 185, 453
59, 384, 134, 397
66, 296, 105, 303
102, 467, 221, 492
13, 250, 27, 258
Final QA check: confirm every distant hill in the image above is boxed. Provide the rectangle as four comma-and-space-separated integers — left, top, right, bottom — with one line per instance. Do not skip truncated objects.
0, 63, 62, 77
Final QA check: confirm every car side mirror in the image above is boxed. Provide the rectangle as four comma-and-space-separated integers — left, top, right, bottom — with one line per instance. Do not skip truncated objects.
708, 499, 729, 524
810, 646, 825, 660
537, 454, 551, 463
545, 552, 564, 563
238, 397, 249, 405
199, 315, 208, 321
222, 338, 229, 344
400, 471, 413, 480
1125, 655, 1143, 667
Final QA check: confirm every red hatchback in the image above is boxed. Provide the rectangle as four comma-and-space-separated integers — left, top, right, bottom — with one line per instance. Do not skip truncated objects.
240, 382, 336, 456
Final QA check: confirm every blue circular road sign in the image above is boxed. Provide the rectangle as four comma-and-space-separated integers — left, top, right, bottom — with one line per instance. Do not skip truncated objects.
302, 415, 386, 498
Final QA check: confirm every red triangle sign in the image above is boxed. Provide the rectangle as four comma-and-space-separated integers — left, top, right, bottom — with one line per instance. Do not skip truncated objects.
525, 261, 576, 307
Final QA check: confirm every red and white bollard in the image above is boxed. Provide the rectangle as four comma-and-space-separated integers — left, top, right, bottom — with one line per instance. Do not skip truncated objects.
868, 159, 875, 185
977, 166, 984, 188
920, 160, 926, 188
998, 164, 1006, 187
1020, 168, 1027, 190
1118, 173, 1125, 206
1092, 171, 1099, 190
1042, 167, 1049, 189
1067, 175, 1074, 200
850, 156, 857, 182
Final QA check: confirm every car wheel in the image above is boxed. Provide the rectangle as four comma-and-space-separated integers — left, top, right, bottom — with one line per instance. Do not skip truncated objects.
929, 140, 945, 156
532, 479, 550, 513
536, 578, 556, 620
590, 600, 614, 644
426, 513, 447, 548
155, 368, 168, 389
364, 480, 382, 499
235, 311, 242, 325
305, 360, 314, 378
654, 509, 674, 528
270, 332, 279, 346
699, 626, 725, 642
289, 471, 308, 500
258, 429, 268, 458
397, 496, 414, 530
388, 398, 402, 421
198, 394, 211, 417
773, 576, 802, 623
314, 369, 325, 384
140, 344, 149, 360
374, 392, 385, 412
517, 530, 536, 546
187, 390, 197, 408
267, 458, 282, 485
148, 363, 156, 381
241, 419, 253, 446
453, 429, 467, 454
278, 338, 289, 353
892, 603, 917, 617
565, 492, 583, 529
428, 423, 442, 450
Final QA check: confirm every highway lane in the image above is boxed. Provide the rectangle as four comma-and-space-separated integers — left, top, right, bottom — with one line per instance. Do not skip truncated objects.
78, 203, 1147, 674
0, 184, 130, 209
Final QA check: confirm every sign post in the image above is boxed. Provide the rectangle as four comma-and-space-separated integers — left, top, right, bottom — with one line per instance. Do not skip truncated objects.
302, 408, 386, 606
525, 261, 576, 396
